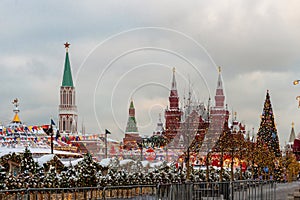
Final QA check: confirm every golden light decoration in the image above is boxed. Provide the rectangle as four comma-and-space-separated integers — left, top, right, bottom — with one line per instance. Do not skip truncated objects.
293, 80, 300, 85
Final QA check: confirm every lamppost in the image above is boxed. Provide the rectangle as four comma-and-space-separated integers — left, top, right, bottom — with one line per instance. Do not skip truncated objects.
138, 137, 150, 161
42, 124, 54, 154
293, 80, 300, 107
104, 129, 111, 158
206, 149, 212, 182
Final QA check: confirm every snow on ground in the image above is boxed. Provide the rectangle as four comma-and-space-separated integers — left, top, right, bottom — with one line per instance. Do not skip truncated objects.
120, 159, 134, 166
34, 154, 55, 166
0, 146, 83, 157
61, 158, 84, 167
141, 160, 150, 168
150, 161, 163, 168
99, 158, 111, 167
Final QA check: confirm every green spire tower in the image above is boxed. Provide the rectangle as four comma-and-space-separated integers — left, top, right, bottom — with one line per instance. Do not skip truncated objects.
58, 42, 78, 134
125, 99, 138, 133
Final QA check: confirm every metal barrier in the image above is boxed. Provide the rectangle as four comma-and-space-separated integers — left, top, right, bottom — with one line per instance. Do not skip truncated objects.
157, 183, 193, 200
0, 181, 275, 200
103, 185, 156, 199
157, 180, 276, 200
231, 180, 276, 200
27, 187, 104, 200
0, 185, 156, 200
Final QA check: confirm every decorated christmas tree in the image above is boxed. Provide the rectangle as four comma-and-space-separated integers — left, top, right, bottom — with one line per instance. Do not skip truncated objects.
257, 90, 281, 158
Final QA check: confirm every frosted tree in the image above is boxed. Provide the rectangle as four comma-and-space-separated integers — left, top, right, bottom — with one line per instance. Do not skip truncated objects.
0, 165, 6, 189
44, 166, 59, 188
76, 153, 98, 187
20, 147, 38, 174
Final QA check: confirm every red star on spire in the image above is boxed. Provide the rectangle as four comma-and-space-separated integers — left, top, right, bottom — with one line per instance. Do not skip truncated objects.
64, 42, 70, 49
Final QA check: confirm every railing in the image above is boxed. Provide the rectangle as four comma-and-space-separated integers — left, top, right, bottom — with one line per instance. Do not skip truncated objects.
157, 180, 276, 200
0, 185, 157, 200
231, 180, 276, 200
0, 180, 275, 200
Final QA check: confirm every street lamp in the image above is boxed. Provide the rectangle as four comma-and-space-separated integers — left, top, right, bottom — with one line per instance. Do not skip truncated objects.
138, 137, 150, 161
293, 80, 300, 85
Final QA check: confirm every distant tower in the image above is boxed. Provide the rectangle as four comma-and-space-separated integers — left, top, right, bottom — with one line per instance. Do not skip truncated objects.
285, 122, 296, 154
123, 99, 140, 149
153, 113, 164, 136
58, 42, 78, 134
289, 122, 296, 143
164, 68, 182, 140
210, 67, 230, 127
199, 67, 230, 154
125, 100, 138, 133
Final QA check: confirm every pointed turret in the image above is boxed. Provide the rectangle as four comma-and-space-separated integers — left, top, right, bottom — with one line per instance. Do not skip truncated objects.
11, 98, 21, 123
154, 113, 164, 135
169, 67, 179, 109
289, 122, 296, 143
125, 99, 138, 133
215, 66, 225, 108
12, 113, 21, 123
171, 67, 177, 91
62, 42, 74, 87
199, 67, 230, 156
164, 67, 182, 140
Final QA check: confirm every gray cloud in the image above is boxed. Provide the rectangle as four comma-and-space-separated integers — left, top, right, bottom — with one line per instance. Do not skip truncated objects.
0, 0, 299, 146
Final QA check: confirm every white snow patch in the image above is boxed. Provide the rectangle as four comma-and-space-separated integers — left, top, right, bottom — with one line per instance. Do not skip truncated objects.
99, 158, 111, 167
150, 161, 163, 168
34, 154, 55, 166
61, 158, 84, 167
120, 159, 134, 166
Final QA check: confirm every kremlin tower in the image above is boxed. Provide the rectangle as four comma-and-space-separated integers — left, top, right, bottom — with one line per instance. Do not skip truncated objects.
209, 67, 230, 129
285, 122, 295, 155
289, 122, 296, 144
153, 114, 164, 136
125, 100, 138, 133
58, 43, 78, 134
123, 100, 141, 149
199, 67, 230, 154
164, 68, 182, 141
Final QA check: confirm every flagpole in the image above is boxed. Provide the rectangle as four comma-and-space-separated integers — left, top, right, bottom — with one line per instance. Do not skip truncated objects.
51, 124, 54, 154
105, 131, 108, 158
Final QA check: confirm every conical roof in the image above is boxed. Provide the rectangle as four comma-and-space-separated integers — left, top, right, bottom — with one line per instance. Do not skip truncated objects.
289, 122, 296, 142
12, 113, 21, 123
62, 43, 74, 87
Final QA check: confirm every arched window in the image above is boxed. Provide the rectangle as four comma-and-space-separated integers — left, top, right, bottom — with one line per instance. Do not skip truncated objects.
63, 118, 66, 131
70, 91, 72, 105
63, 90, 67, 105
73, 91, 76, 105
70, 118, 73, 133
60, 90, 63, 105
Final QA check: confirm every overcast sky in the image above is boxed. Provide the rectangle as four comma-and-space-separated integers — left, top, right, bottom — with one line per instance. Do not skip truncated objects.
1, 1, 300, 146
